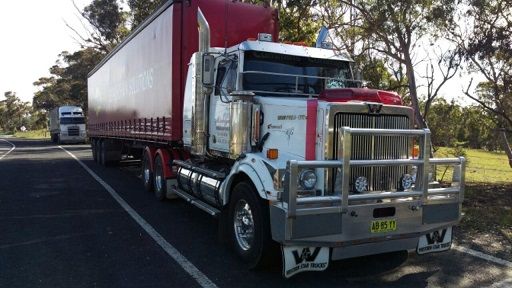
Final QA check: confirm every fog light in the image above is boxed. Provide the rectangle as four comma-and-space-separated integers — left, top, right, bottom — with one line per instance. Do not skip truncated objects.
354, 176, 368, 193
401, 174, 413, 190
299, 170, 317, 190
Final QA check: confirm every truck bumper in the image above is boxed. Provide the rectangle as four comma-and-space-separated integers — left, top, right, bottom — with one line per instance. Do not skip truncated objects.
270, 201, 460, 255
271, 128, 466, 260
59, 134, 87, 143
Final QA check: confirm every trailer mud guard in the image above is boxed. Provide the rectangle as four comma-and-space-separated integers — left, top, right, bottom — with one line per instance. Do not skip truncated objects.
155, 148, 174, 179
144, 146, 157, 172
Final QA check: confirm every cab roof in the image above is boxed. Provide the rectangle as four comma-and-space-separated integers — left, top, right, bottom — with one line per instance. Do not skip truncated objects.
230, 40, 353, 62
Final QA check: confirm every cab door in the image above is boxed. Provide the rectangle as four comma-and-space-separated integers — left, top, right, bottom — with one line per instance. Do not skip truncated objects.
208, 57, 238, 153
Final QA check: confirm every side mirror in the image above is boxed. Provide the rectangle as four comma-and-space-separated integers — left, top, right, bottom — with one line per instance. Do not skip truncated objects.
202, 54, 215, 86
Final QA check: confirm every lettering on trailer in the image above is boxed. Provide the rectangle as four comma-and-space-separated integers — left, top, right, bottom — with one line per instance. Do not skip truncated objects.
417, 227, 453, 255
282, 246, 329, 278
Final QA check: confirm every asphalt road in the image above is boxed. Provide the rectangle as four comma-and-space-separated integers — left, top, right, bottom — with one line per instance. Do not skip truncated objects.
0, 138, 510, 288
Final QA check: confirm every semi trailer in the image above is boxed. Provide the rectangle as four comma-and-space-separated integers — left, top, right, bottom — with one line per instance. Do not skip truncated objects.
87, 0, 466, 277
49, 106, 87, 144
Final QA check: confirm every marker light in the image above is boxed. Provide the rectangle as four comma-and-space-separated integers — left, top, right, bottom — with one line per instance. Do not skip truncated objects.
267, 149, 279, 160
258, 33, 273, 42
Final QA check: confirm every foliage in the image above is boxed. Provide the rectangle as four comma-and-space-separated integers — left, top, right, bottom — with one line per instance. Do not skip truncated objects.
426, 98, 462, 147
33, 48, 103, 111
451, 0, 512, 130
243, 0, 321, 45
334, 0, 458, 128
0, 91, 47, 133
0, 92, 30, 133
78, 0, 129, 52
127, 0, 166, 29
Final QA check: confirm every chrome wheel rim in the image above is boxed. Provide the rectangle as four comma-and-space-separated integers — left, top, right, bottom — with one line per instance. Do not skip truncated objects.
233, 199, 255, 251
143, 158, 151, 185
155, 162, 163, 192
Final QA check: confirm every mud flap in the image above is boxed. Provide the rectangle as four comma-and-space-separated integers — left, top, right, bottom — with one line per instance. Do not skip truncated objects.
282, 245, 330, 278
417, 227, 453, 255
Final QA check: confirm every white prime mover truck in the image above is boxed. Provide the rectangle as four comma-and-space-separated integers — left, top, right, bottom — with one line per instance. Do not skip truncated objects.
49, 106, 87, 144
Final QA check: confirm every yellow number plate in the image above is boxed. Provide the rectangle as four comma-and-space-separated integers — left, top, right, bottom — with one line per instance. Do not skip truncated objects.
370, 219, 397, 233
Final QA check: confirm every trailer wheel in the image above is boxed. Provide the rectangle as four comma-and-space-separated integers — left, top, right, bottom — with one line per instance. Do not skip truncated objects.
99, 140, 107, 166
95, 140, 102, 164
91, 139, 98, 162
142, 150, 154, 192
229, 181, 276, 269
153, 154, 166, 201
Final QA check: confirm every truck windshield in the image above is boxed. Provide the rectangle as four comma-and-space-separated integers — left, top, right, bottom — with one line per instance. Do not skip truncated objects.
242, 51, 355, 96
60, 117, 85, 125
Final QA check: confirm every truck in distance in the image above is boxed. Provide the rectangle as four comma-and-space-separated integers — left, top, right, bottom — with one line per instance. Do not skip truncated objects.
49, 106, 87, 144
87, 0, 466, 278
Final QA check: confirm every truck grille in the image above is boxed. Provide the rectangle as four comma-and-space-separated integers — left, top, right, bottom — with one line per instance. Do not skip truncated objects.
333, 113, 410, 192
68, 127, 79, 136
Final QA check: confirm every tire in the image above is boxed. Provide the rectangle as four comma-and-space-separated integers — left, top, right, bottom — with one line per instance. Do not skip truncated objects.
153, 154, 166, 201
141, 150, 154, 192
91, 139, 98, 162
95, 140, 102, 164
99, 140, 107, 166
228, 181, 277, 269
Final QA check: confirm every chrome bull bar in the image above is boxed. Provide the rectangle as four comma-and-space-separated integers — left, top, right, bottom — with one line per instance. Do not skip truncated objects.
283, 128, 466, 239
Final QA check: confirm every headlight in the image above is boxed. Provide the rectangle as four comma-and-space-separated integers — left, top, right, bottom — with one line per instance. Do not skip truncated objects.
354, 176, 368, 193
400, 174, 413, 191
299, 170, 317, 190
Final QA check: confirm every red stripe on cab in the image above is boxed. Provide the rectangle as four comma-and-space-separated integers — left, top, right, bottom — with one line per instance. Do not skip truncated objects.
305, 100, 318, 160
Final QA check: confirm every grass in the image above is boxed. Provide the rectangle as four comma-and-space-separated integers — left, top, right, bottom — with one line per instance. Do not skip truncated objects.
434, 147, 512, 184
14, 129, 50, 139
432, 147, 512, 243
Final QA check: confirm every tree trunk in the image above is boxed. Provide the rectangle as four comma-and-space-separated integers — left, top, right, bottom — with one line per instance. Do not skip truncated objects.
499, 129, 512, 168
404, 52, 426, 129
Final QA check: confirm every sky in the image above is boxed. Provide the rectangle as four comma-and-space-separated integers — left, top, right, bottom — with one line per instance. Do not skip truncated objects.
0, 0, 89, 103
0, 0, 479, 105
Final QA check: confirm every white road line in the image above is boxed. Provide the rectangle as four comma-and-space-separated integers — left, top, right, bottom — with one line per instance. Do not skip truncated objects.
452, 244, 512, 268
0, 139, 16, 160
60, 146, 218, 288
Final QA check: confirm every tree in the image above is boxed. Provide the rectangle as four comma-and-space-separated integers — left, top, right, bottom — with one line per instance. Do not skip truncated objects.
0, 92, 30, 133
425, 98, 462, 147
241, 0, 321, 44
450, 0, 512, 164
69, 0, 129, 53
337, 0, 457, 128
127, 0, 166, 29
448, 0, 512, 129
420, 47, 461, 122
33, 48, 103, 111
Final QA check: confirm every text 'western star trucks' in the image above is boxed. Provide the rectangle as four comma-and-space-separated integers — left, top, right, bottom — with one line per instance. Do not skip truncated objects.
87, 0, 466, 277
49, 106, 87, 144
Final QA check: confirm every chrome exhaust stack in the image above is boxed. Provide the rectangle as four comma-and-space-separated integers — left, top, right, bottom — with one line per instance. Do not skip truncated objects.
191, 8, 211, 156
